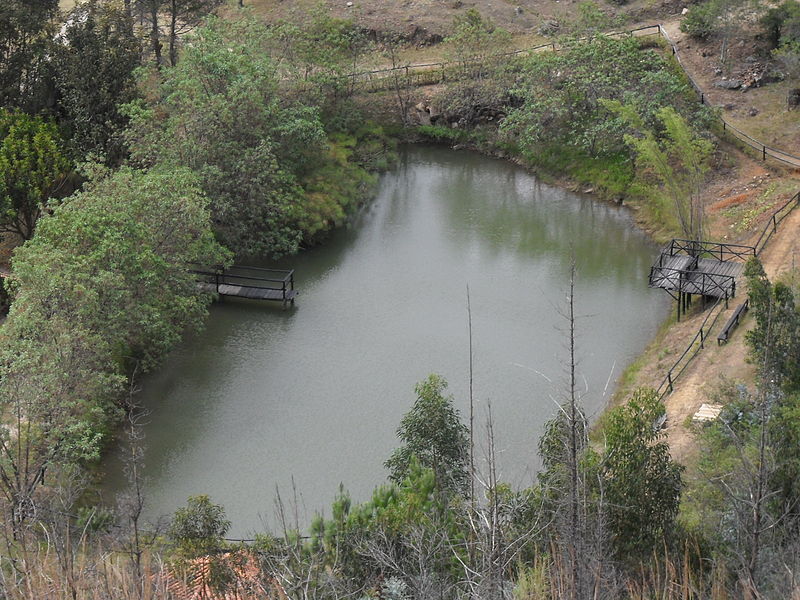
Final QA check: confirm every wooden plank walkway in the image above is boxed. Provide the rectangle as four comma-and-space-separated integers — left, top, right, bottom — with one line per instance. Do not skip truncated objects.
194, 266, 297, 307
198, 282, 298, 302
649, 239, 753, 319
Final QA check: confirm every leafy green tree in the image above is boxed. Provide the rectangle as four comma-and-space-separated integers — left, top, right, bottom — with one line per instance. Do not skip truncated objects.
445, 8, 510, 80
599, 388, 683, 561
125, 15, 327, 257
385, 374, 469, 495
437, 8, 514, 128
0, 315, 122, 529
54, 0, 141, 164
169, 495, 231, 558
164, 0, 225, 66
610, 102, 713, 242
0, 110, 71, 239
0, 164, 226, 527
9, 164, 229, 370
268, 11, 369, 122
761, 1, 800, 49
0, 0, 58, 110
744, 259, 800, 391
311, 460, 461, 595
502, 37, 705, 161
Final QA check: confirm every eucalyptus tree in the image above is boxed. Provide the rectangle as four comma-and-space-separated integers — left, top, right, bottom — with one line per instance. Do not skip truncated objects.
385, 374, 470, 496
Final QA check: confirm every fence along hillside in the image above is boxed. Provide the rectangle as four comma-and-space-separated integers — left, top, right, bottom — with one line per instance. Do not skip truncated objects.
346, 23, 800, 168
343, 23, 800, 401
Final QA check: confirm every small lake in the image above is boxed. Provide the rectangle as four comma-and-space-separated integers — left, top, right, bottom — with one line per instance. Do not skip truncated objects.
104, 146, 670, 537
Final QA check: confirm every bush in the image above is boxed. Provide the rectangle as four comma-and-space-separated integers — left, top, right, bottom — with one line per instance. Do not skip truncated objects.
761, 1, 800, 49
680, 2, 719, 40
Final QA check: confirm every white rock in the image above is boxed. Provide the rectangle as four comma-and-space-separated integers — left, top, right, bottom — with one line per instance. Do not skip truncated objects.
682, 7, 689, 14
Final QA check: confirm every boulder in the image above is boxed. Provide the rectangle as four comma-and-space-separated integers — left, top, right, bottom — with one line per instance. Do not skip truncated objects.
714, 79, 742, 90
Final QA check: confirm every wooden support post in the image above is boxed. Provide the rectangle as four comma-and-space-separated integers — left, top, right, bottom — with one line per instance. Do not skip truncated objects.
700, 328, 704, 349
763, 145, 767, 161
668, 371, 673, 392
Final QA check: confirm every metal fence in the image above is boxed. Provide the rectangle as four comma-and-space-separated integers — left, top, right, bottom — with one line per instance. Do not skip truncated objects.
346, 22, 800, 169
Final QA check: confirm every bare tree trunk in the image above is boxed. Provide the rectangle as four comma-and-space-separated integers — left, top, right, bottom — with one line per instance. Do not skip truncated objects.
467, 284, 475, 511
567, 258, 583, 600
149, 1, 162, 66
169, 0, 178, 66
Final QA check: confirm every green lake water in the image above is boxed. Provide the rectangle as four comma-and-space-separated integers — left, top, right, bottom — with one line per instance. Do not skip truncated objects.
104, 146, 670, 537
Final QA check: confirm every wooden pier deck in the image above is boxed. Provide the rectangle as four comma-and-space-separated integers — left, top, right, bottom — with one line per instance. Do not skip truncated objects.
193, 266, 297, 307
649, 239, 754, 319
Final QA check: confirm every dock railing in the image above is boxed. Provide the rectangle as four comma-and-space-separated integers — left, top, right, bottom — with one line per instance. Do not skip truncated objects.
666, 239, 756, 262
191, 265, 296, 305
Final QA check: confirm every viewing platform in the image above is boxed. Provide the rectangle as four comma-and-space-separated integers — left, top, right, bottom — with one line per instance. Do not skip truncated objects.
192, 265, 297, 307
649, 239, 754, 319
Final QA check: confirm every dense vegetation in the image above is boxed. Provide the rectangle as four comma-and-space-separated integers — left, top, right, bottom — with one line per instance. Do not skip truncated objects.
1, 1, 799, 599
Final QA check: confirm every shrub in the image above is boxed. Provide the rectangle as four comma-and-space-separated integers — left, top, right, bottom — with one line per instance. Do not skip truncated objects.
680, 1, 720, 40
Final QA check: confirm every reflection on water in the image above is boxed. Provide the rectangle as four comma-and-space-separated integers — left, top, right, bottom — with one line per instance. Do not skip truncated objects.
104, 146, 670, 537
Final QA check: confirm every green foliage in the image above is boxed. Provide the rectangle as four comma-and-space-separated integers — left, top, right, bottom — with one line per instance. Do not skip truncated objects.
126, 13, 385, 258
311, 459, 463, 592
567, 1, 626, 34
760, 1, 800, 49
0, 163, 226, 524
771, 392, 800, 522
610, 102, 713, 241
169, 495, 231, 558
0, 0, 58, 111
744, 259, 800, 391
0, 110, 72, 239
502, 37, 704, 162
10, 165, 229, 370
445, 8, 511, 79
773, 41, 800, 81
385, 374, 470, 495
54, 0, 141, 164
416, 125, 471, 144
264, 10, 369, 123
680, 1, 720, 41
125, 15, 323, 257
600, 388, 683, 561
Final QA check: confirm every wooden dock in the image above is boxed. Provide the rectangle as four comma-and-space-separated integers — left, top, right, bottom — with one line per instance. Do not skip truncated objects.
192, 266, 297, 307
649, 239, 754, 319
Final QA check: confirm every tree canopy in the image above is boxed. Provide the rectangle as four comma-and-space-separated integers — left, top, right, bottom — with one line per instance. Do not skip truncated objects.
0, 110, 72, 239
385, 374, 470, 495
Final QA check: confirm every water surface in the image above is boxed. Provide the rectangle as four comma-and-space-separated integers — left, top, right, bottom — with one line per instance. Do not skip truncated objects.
105, 146, 669, 536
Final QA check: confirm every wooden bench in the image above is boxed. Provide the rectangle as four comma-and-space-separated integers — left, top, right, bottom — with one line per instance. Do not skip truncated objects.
717, 300, 749, 345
